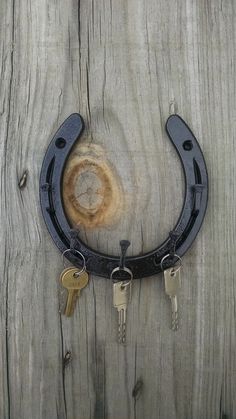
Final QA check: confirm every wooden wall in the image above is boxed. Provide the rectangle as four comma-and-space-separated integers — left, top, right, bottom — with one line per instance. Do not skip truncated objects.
0, 0, 235, 418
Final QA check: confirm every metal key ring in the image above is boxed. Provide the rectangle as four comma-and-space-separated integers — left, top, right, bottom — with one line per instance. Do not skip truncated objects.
110, 266, 133, 286
160, 253, 182, 273
62, 249, 86, 276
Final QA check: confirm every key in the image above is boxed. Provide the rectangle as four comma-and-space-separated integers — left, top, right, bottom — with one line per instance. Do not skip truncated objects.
60, 267, 89, 317
113, 281, 131, 344
164, 267, 181, 331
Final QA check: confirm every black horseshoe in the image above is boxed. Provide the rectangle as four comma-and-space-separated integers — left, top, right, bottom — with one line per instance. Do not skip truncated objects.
39, 113, 208, 279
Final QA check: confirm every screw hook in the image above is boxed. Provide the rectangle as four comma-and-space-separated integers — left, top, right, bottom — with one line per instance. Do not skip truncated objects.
119, 240, 130, 269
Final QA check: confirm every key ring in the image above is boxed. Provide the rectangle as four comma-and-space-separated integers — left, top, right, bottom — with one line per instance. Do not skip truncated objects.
110, 266, 133, 287
62, 249, 86, 276
160, 253, 182, 273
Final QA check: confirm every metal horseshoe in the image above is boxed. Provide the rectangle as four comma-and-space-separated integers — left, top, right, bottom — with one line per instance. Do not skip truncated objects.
39, 113, 208, 279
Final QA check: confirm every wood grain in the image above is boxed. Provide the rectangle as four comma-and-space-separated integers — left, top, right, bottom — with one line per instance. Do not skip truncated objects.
0, 0, 236, 418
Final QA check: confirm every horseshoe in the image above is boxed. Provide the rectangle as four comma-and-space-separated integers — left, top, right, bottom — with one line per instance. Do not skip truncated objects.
39, 113, 208, 279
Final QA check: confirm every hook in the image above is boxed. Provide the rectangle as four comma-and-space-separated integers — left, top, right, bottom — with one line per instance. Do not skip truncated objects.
119, 240, 130, 269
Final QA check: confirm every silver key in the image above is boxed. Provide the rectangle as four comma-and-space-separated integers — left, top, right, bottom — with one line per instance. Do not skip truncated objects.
164, 267, 181, 331
113, 281, 131, 344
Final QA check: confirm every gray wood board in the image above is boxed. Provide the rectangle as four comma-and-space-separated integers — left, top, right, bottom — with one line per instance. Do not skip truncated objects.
0, 0, 235, 418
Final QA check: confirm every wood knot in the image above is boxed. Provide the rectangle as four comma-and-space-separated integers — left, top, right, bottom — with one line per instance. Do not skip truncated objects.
132, 378, 143, 400
63, 350, 72, 368
62, 144, 124, 229
18, 170, 28, 189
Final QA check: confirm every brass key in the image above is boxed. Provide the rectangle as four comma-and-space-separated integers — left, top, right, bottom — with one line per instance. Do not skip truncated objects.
60, 267, 89, 317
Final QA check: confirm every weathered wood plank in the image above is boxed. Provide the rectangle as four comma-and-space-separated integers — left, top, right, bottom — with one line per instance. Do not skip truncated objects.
1, 0, 236, 418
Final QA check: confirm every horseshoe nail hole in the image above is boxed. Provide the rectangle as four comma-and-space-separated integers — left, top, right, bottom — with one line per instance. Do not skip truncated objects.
56, 138, 66, 148
183, 140, 193, 151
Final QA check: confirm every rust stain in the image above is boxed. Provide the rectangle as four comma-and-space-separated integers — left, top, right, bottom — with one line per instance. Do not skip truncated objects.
62, 144, 124, 229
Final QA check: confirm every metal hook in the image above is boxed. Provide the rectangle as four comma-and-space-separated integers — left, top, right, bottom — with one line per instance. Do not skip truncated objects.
168, 230, 179, 259
110, 240, 133, 284
119, 240, 130, 269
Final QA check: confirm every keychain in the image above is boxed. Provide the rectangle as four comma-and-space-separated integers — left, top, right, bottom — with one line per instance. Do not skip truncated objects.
161, 253, 182, 331
110, 240, 133, 344
39, 113, 208, 340
60, 248, 89, 317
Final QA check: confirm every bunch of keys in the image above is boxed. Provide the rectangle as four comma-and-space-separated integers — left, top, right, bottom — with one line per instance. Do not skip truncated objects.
161, 254, 182, 331
60, 249, 89, 317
